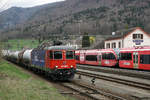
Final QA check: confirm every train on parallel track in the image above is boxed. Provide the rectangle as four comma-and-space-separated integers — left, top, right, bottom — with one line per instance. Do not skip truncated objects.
75, 46, 150, 70
3, 45, 76, 81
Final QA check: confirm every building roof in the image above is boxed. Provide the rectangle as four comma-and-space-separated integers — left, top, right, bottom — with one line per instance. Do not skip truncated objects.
105, 27, 150, 41
44, 46, 75, 50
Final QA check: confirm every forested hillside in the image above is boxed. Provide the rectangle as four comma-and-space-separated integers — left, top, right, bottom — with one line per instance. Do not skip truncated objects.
0, 0, 150, 39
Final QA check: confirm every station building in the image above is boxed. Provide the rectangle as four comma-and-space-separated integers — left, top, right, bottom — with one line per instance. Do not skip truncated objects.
104, 27, 150, 49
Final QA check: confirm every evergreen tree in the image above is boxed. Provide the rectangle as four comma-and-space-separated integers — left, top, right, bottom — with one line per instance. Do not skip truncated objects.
82, 32, 90, 48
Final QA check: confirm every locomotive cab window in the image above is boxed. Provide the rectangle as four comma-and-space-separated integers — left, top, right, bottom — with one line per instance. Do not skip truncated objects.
49, 51, 53, 59
54, 51, 62, 59
119, 53, 132, 60
66, 51, 74, 59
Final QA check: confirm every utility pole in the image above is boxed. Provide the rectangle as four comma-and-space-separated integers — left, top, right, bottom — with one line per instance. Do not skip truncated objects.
78, 20, 82, 35
121, 32, 124, 48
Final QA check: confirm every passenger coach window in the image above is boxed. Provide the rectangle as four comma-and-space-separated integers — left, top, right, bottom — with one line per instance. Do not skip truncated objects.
49, 51, 53, 59
86, 55, 97, 61
140, 55, 150, 64
66, 51, 74, 59
102, 53, 115, 60
120, 53, 132, 60
54, 51, 62, 59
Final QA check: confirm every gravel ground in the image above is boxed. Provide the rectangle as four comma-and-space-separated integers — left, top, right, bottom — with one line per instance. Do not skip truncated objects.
74, 71, 150, 100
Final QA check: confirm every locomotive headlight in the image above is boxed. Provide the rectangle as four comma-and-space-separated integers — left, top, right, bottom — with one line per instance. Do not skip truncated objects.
55, 66, 58, 68
70, 65, 73, 68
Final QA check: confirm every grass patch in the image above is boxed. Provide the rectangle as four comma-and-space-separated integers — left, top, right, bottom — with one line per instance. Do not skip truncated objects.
0, 61, 30, 79
3, 39, 39, 50
0, 60, 76, 100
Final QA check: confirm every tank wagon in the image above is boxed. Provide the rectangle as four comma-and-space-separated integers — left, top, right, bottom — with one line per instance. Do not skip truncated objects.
4, 45, 76, 81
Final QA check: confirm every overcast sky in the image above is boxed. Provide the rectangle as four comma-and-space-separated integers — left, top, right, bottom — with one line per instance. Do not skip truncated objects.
0, 0, 64, 11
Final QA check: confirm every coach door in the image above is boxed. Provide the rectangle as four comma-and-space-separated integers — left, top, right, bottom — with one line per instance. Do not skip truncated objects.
133, 52, 138, 69
98, 55, 101, 66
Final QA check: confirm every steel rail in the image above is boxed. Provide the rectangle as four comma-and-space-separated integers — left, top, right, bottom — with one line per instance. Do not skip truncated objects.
77, 64, 150, 80
77, 70, 150, 91
61, 81, 127, 100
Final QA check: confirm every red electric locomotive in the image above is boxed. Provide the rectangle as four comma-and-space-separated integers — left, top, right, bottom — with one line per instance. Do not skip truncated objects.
31, 46, 76, 80
45, 46, 76, 70
119, 46, 150, 70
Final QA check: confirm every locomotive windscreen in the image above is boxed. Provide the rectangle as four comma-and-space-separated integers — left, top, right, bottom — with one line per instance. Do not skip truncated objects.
66, 51, 74, 59
54, 51, 62, 59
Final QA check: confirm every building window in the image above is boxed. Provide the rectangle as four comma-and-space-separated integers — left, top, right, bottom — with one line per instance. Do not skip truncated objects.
133, 34, 143, 39
112, 42, 116, 48
118, 42, 121, 48
106, 43, 110, 48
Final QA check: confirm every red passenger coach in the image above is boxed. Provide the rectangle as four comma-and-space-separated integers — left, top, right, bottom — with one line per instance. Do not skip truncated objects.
76, 49, 119, 67
119, 46, 150, 70
98, 49, 119, 67
79, 50, 86, 64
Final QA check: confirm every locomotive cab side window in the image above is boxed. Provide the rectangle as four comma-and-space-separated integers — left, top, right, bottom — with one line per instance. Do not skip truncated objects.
140, 55, 150, 64
49, 51, 53, 59
54, 51, 62, 59
119, 53, 132, 60
66, 51, 74, 59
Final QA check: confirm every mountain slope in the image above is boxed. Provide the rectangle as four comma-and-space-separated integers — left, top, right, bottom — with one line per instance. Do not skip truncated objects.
0, 0, 150, 39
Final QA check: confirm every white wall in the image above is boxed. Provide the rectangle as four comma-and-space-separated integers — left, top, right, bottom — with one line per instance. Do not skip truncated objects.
124, 29, 150, 48
105, 39, 122, 48
105, 28, 150, 49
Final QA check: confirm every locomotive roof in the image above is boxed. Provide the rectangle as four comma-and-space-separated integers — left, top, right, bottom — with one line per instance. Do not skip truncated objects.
44, 46, 75, 50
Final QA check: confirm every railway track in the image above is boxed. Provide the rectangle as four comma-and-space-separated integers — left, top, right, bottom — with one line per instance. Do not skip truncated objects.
77, 69, 150, 91
77, 64, 150, 80
60, 81, 127, 100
